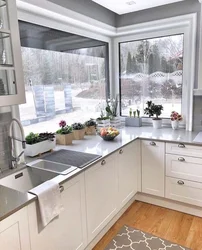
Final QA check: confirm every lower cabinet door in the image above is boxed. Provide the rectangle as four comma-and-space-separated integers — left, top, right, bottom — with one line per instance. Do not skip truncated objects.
166, 177, 202, 207
85, 154, 118, 243
28, 173, 87, 250
141, 140, 165, 197
0, 207, 31, 250
117, 141, 139, 208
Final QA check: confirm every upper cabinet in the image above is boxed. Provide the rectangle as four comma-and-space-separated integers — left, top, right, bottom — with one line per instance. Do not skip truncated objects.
0, 0, 25, 106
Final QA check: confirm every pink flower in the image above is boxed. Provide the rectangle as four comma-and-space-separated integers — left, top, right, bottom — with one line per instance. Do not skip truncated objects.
59, 120, 66, 128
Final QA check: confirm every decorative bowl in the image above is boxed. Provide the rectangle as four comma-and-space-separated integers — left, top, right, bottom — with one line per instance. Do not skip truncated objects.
98, 132, 119, 141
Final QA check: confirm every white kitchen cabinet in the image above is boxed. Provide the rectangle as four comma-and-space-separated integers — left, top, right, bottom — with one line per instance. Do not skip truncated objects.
28, 172, 87, 250
85, 154, 118, 243
0, 206, 31, 250
166, 177, 202, 207
0, 0, 25, 106
141, 140, 165, 197
117, 141, 139, 208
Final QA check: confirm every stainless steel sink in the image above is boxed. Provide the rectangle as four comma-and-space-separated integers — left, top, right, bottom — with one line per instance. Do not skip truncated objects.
0, 167, 59, 193
27, 159, 77, 175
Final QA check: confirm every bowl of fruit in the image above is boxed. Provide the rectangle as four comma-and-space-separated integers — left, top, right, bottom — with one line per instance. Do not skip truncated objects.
98, 127, 119, 141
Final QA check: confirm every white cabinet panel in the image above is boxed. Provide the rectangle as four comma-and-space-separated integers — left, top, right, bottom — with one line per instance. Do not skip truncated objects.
141, 140, 165, 197
166, 154, 202, 183
166, 177, 202, 207
0, 207, 30, 250
166, 143, 202, 158
117, 141, 139, 208
28, 173, 87, 250
85, 154, 118, 243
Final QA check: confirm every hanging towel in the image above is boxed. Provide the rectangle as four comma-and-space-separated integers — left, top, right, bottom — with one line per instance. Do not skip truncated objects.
30, 180, 63, 227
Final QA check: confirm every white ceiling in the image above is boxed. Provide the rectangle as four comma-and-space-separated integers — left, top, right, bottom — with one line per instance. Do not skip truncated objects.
92, 0, 186, 15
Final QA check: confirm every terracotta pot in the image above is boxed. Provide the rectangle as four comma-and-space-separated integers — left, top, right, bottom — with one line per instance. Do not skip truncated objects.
56, 133, 73, 145
85, 126, 96, 135
73, 128, 85, 140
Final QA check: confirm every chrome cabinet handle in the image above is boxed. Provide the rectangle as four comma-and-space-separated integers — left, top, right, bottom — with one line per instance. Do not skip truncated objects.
119, 149, 123, 154
150, 141, 156, 146
178, 143, 185, 148
178, 157, 185, 162
101, 159, 106, 166
59, 186, 64, 193
177, 180, 184, 185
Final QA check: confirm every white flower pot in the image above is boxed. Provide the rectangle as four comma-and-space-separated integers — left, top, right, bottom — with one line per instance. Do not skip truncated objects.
25, 139, 56, 157
152, 119, 162, 129
171, 120, 179, 130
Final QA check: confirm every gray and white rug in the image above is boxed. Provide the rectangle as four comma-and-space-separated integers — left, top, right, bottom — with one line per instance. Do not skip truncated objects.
105, 225, 190, 250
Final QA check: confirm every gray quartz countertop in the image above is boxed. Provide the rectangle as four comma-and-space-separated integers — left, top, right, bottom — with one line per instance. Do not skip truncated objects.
0, 126, 201, 223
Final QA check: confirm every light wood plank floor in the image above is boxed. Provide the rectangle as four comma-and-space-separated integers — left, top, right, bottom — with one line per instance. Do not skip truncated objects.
93, 201, 202, 250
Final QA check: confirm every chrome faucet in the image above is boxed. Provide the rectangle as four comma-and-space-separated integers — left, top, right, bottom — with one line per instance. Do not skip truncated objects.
8, 118, 26, 169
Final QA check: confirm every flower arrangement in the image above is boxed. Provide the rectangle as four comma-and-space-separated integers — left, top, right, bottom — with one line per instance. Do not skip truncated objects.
85, 119, 97, 128
56, 120, 72, 134
72, 122, 85, 130
170, 111, 182, 121
105, 94, 119, 118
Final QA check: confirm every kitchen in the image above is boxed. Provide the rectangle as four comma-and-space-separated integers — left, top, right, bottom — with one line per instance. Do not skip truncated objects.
0, 0, 202, 250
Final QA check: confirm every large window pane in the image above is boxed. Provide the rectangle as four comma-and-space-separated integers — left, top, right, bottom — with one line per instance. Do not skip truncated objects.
18, 21, 108, 135
119, 34, 184, 118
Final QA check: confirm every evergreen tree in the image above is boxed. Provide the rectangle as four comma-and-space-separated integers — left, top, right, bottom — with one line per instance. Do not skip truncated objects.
126, 52, 133, 74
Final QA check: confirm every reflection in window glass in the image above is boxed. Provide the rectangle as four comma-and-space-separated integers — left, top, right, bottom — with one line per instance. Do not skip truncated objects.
119, 34, 184, 118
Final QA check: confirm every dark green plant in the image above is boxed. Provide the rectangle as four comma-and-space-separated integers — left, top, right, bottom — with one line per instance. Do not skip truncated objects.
85, 119, 96, 127
144, 101, 163, 120
56, 125, 72, 135
72, 122, 85, 130
25, 132, 55, 145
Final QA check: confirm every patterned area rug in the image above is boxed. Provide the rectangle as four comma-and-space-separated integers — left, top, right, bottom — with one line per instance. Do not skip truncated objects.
105, 225, 190, 250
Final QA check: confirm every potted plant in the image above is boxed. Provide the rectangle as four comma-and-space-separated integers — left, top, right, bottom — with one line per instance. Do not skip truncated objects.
125, 108, 142, 127
96, 108, 110, 127
170, 111, 182, 130
144, 101, 163, 129
56, 120, 73, 145
25, 132, 56, 157
85, 119, 97, 135
72, 122, 85, 140
106, 95, 121, 127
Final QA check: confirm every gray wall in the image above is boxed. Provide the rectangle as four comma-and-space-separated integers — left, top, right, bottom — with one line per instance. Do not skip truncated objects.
0, 112, 12, 172
48, 0, 116, 27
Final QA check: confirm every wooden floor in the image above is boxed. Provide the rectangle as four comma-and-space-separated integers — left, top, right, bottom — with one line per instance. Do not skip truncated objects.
93, 201, 202, 250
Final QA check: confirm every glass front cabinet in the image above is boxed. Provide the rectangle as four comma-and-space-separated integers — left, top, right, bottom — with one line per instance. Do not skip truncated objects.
0, 0, 25, 106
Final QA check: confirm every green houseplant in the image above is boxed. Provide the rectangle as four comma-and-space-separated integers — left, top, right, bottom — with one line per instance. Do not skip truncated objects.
85, 119, 97, 135
144, 101, 163, 129
56, 120, 73, 145
25, 132, 56, 157
72, 122, 85, 140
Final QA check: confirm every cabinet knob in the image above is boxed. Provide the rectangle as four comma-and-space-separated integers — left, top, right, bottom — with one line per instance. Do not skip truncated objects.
178, 157, 185, 162
101, 159, 106, 166
119, 149, 123, 154
150, 141, 156, 146
59, 186, 64, 193
178, 143, 185, 148
177, 180, 184, 185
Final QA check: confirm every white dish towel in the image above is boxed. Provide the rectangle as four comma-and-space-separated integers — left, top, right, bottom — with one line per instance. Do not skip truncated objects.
30, 180, 63, 227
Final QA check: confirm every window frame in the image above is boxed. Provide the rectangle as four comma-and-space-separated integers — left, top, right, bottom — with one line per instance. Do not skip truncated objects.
113, 14, 197, 131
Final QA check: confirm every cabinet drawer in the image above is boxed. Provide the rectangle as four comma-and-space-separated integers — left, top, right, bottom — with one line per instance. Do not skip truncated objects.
166, 143, 202, 158
166, 154, 202, 183
166, 177, 202, 207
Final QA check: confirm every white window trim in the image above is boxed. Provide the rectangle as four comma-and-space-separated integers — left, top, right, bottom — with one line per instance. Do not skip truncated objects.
113, 13, 197, 131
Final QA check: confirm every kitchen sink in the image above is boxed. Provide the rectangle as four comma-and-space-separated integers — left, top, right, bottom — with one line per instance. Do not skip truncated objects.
27, 159, 77, 175
0, 167, 59, 193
